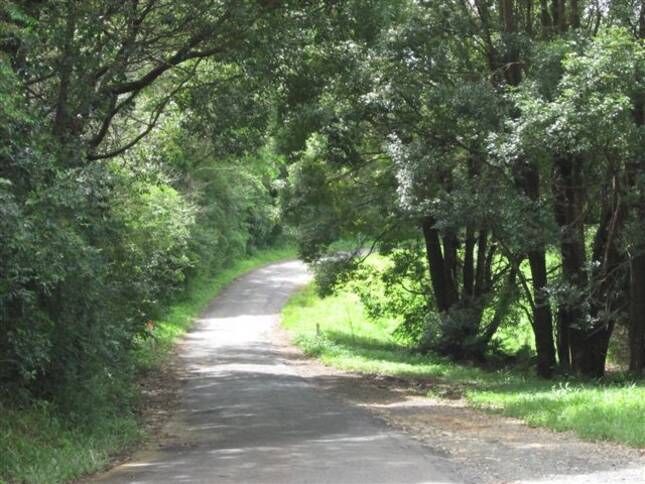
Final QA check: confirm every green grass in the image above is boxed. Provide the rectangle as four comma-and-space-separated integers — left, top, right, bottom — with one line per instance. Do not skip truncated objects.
0, 401, 139, 484
467, 379, 645, 446
282, 284, 645, 448
0, 245, 296, 484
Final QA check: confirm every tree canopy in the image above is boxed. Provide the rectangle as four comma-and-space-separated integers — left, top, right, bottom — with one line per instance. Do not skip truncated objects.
0, 0, 643, 409
278, 0, 644, 378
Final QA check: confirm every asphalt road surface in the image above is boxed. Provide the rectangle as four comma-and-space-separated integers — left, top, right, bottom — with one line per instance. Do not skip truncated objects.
94, 260, 464, 484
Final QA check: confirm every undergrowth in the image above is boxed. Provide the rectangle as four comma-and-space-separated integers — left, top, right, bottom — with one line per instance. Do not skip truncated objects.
0, 245, 295, 484
282, 284, 645, 448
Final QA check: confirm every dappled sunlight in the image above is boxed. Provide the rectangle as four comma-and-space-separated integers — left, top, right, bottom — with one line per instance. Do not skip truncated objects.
281, 276, 645, 483
93, 260, 644, 484
466, 382, 645, 447
120, 462, 158, 469
95, 261, 462, 483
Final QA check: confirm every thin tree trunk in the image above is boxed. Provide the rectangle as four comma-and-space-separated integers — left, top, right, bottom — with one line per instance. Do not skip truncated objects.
570, 0, 580, 29
528, 249, 557, 377
483, 0, 558, 376
526, 0, 534, 36
551, 0, 560, 31
479, 264, 518, 346
552, 0, 567, 32
558, 0, 567, 32
474, 230, 489, 298
501, 0, 522, 85
569, 178, 626, 377
540, 0, 551, 30
442, 233, 460, 307
463, 227, 476, 298
53, 1, 77, 139
628, 2, 645, 374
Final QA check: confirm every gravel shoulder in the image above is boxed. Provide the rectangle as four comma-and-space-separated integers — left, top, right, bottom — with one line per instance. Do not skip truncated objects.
272, 324, 645, 483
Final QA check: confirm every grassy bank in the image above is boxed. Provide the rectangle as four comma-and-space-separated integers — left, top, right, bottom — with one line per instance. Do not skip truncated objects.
282, 285, 645, 448
136, 245, 297, 369
0, 245, 296, 484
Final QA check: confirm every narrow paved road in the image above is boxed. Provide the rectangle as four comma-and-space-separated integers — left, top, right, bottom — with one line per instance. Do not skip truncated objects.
95, 261, 463, 484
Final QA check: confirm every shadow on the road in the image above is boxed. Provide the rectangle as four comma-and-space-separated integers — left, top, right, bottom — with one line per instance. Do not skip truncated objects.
150, 342, 641, 483
94, 261, 643, 484
199, 262, 311, 318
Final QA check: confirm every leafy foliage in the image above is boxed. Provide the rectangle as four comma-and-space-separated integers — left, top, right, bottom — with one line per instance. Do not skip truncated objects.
0, 1, 291, 404
278, 1, 645, 377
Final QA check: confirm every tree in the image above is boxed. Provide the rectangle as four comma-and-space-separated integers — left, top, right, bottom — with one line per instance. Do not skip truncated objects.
279, 0, 645, 377
0, 0, 296, 395
1, 0, 285, 159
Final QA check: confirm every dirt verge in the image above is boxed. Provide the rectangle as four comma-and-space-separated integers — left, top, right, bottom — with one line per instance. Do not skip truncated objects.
272, 324, 645, 483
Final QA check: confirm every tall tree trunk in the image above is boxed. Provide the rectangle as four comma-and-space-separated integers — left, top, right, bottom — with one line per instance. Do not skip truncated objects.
551, 0, 567, 33
552, 155, 586, 371
628, 3, 645, 374
501, 0, 522, 85
497, 0, 556, 377
422, 217, 458, 312
463, 227, 476, 298
569, 177, 626, 377
571, 214, 628, 378
53, 1, 77, 140
525, 168, 557, 378
629, 240, 645, 374
569, 325, 614, 378
570, 0, 579, 29
540, 0, 552, 31
478, 264, 518, 347
474, 230, 489, 298
528, 249, 557, 377
558, 0, 567, 32
442, 232, 460, 305
526, 0, 534, 36
551, 0, 560, 31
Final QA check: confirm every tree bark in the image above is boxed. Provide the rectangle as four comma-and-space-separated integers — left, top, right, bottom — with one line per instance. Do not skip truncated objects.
523, 164, 557, 378
463, 227, 476, 298
570, 0, 580, 29
501, 0, 522, 85
570, 325, 614, 378
442, 233, 460, 305
540, 0, 552, 30
484, 0, 557, 376
551, 0, 567, 33
479, 264, 518, 346
474, 230, 489, 298
528, 249, 557, 377
628, 3, 645, 374
629, 243, 645, 374
552, 155, 586, 371
568, 177, 626, 378
422, 217, 458, 312
52, 1, 77, 140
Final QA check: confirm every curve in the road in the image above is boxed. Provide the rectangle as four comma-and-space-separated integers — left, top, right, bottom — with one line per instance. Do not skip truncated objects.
94, 260, 464, 484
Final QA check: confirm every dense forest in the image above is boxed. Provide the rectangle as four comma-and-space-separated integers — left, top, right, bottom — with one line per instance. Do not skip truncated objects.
0, 1, 643, 475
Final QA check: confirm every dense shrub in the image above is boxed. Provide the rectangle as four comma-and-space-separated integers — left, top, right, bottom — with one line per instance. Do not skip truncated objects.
0, 90, 284, 404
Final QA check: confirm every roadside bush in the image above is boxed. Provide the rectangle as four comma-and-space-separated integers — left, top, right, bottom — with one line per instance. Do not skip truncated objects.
0, 107, 285, 406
